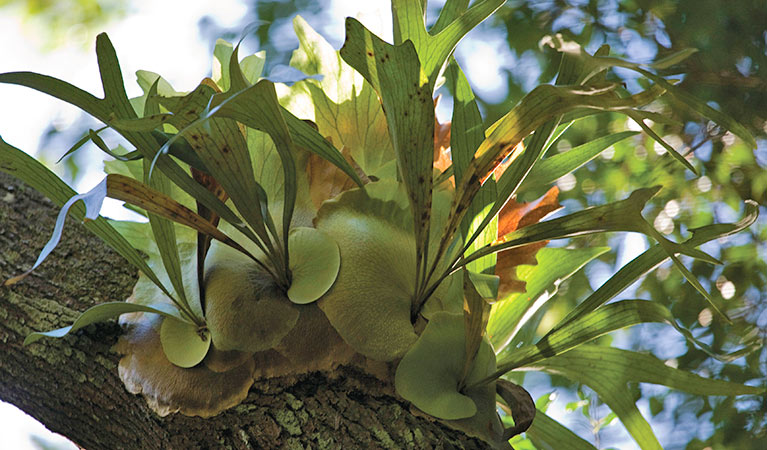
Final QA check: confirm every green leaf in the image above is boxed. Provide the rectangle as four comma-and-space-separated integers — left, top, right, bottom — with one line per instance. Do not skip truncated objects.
228, 42, 252, 93
204, 80, 302, 251
549, 200, 759, 335
440, 82, 665, 273
280, 107, 365, 186
213, 39, 235, 92
56, 126, 109, 163
105, 174, 263, 267
340, 18, 435, 296
457, 49, 592, 259
159, 316, 211, 368
24, 301, 183, 345
391, 0, 505, 88
520, 131, 639, 191
626, 110, 698, 174
157, 83, 278, 260
525, 411, 598, 450
526, 345, 764, 450
460, 187, 716, 269
445, 60, 498, 277
488, 247, 609, 352
394, 311, 496, 420
493, 300, 705, 375
466, 271, 499, 300
211, 38, 266, 90
542, 35, 756, 149
286, 227, 341, 304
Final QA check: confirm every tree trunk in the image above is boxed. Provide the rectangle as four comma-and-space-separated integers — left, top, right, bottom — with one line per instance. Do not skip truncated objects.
0, 171, 487, 449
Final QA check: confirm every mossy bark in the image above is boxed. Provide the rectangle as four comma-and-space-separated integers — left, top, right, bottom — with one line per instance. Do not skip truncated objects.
0, 171, 488, 449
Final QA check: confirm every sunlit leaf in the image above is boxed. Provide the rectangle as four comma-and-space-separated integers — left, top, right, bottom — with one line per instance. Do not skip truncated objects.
439, 82, 665, 278
488, 247, 609, 352
520, 131, 639, 191
391, 0, 505, 88
494, 300, 710, 374
456, 48, 588, 258
289, 16, 395, 177
460, 187, 717, 270
445, 60, 498, 278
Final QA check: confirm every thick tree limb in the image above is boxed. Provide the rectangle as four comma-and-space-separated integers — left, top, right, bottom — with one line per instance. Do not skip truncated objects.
0, 171, 486, 449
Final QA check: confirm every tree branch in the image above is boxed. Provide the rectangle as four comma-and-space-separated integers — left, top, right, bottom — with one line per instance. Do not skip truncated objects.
0, 171, 487, 449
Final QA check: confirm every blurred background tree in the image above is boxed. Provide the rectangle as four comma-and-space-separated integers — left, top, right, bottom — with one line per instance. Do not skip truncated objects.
0, 0, 127, 48
2, 0, 765, 448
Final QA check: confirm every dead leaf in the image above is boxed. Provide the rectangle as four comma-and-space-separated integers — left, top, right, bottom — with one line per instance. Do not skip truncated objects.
495, 187, 561, 297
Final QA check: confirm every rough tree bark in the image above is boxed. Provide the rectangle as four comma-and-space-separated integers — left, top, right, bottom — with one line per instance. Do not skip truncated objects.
0, 171, 488, 449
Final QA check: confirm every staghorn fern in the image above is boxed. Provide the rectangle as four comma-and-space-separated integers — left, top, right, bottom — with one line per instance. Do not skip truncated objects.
0, 0, 761, 448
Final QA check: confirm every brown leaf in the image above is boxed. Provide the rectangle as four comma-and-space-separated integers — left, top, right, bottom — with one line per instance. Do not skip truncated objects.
495, 187, 561, 297
497, 186, 561, 237
306, 147, 369, 209
496, 379, 536, 440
